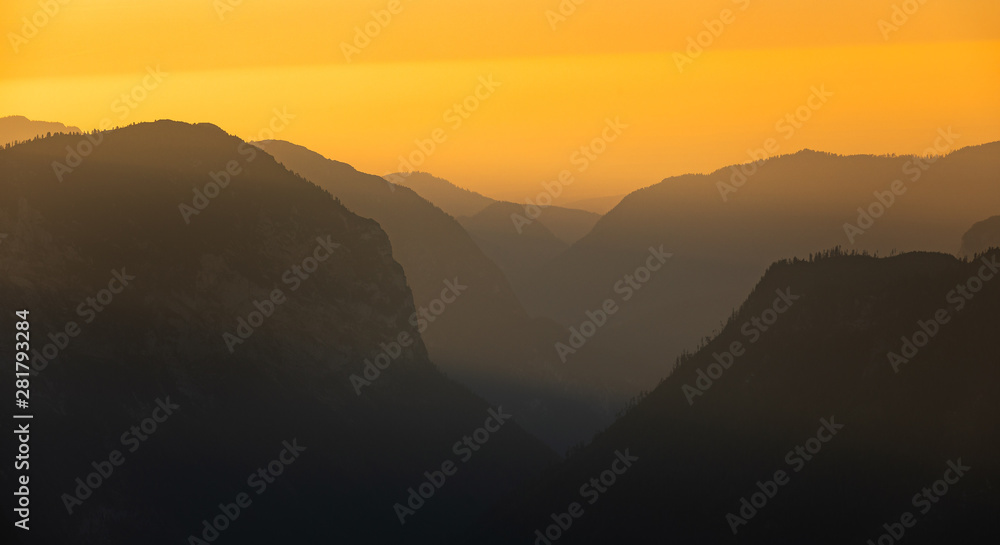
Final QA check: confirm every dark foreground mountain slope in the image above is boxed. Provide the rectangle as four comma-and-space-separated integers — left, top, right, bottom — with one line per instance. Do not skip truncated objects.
0, 121, 556, 544
520, 143, 1000, 399
959, 215, 1000, 258
470, 250, 1000, 544
251, 140, 610, 452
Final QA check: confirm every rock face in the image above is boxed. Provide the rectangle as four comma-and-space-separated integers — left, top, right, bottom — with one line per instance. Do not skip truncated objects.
468, 250, 1000, 544
959, 215, 1000, 258
0, 121, 556, 544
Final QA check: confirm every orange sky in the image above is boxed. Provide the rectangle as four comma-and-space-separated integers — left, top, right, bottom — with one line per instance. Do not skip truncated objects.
2, 0, 999, 201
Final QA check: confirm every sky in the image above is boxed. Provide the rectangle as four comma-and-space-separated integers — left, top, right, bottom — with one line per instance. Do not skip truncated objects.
2, 0, 999, 202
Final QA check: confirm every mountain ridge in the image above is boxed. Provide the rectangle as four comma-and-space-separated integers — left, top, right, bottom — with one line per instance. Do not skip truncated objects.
0, 121, 558, 544
467, 248, 1000, 544
253, 138, 612, 451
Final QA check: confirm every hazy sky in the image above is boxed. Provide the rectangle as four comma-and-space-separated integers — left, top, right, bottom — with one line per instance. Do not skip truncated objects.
2, 0, 998, 201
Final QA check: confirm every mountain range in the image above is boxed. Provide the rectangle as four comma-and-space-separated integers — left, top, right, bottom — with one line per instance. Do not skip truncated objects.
2, 119, 996, 544
0, 121, 556, 544
252, 139, 612, 451
1, 115, 81, 147
467, 249, 1000, 544
960, 215, 1000, 258
514, 145, 1000, 397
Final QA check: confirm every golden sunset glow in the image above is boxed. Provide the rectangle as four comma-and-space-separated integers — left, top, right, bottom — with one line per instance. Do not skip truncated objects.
2, 0, 998, 201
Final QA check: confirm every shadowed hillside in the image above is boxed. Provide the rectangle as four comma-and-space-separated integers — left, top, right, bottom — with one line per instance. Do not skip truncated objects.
386, 171, 495, 218
562, 195, 625, 215
0, 122, 557, 544
959, 215, 1000, 258
388, 171, 602, 301
253, 140, 613, 451
457, 201, 569, 293
518, 144, 1000, 401
455, 201, 601, 297
469, 249, 1000, 544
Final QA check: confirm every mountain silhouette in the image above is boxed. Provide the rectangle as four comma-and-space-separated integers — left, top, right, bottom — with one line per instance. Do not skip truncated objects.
562, 194, 625, 215
458, 201, 601, 298
469, 249, 1000, 544
959, 215, 1000, 258
504, 204, 600, 246
1, 115, 81, 146
251, 140, 612, 451
389, 171, 601, 246
457, 201, 569, 292
517, 144, 1000, 400
386, 171, 495, 217
0, 121, 557, 544
387, 171, 601, 301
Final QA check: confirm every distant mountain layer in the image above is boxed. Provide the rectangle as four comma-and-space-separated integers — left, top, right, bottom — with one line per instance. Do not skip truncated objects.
385, 171, 602, 309
386, 171, 496, 217
960, 215, 1000, 257
0, 122, 556, 544
456, 202, 601, 285
386, 170, 601, 245
470, 250, 1000, 544
0, 115, 81, 145
253, 140, 612, 451
456, 202, 569, 297
562, 194, 625, 214
513, 204, 601, 246
518, 144, 1000, 395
